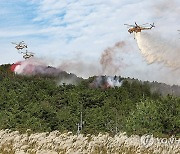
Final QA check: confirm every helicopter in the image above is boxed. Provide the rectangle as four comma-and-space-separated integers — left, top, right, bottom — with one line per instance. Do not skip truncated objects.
19, 50, 35, 59
11, 41, 28, 50
124, 22, 155, 34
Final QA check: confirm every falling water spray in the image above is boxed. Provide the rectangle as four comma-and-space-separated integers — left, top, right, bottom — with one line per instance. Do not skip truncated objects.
135, 32, 180, 69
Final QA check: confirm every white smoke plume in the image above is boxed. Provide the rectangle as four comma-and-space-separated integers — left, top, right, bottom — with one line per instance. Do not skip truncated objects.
11, 58, 82, 85
90, 76, 122, 89
11, 58, 62, 76
135, 32, 180, 69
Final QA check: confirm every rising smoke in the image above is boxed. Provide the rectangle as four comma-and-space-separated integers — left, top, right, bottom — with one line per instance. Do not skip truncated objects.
90, 76, 122, 89
100, 41, 128, 75
11, 58, 62, 76
11, 58, 82, 85
57, 41, 129, 78
59, 60, 100, 78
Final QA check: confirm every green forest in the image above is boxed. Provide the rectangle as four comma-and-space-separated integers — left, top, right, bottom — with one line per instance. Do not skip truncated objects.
0, 64, 179, 137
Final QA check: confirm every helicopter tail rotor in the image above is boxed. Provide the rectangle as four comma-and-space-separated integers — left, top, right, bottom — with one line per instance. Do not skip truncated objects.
150, 23, 155, 28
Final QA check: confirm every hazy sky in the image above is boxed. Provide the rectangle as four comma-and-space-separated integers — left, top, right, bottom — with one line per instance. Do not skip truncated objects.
0, 0, 180, 84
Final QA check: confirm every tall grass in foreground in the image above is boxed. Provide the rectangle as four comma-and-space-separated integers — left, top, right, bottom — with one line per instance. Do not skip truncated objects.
0, 129, 179, 154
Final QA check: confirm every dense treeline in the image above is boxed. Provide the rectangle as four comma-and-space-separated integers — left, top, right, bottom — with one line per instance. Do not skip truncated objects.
0, 64, 179, 137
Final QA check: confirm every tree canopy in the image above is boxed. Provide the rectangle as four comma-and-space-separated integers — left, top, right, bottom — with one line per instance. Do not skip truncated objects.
0, 64, 179, 137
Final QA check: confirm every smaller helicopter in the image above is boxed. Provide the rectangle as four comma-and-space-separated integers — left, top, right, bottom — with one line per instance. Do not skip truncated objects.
124, 22, 155, 34
11, 41, 28, 50
19, 50, 35, 59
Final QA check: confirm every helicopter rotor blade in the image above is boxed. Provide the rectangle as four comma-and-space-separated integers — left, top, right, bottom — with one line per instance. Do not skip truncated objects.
124, 24, 134, 26
11, 42, 17, 45
140, 23, 149, 25
124, 24, 135, 27
28, 52, 35, 54
139, 23, 150, 27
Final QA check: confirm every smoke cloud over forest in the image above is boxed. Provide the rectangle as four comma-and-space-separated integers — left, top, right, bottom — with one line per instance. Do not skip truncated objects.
7, 0, 180, 86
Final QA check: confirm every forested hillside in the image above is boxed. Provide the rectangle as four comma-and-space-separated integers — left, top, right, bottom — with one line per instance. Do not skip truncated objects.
0, 64, 179, 137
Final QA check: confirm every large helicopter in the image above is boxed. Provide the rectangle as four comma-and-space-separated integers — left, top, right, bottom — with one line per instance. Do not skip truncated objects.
19, 50, 35, 59
124, 22, 155, 34
11, 41, 28, 50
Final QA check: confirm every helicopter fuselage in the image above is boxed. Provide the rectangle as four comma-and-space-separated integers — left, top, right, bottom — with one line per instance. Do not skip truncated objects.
128, 26, 151, 34
15, 44, 28, 50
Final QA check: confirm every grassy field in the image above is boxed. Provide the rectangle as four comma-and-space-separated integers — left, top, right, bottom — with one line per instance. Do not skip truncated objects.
0, 129, 179, 154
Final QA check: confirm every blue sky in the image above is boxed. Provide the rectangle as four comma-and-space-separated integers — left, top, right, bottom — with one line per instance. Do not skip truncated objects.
0, 0, 180, 84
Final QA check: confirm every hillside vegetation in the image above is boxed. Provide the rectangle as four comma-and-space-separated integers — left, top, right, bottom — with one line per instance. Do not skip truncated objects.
0, 64, 179, 137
